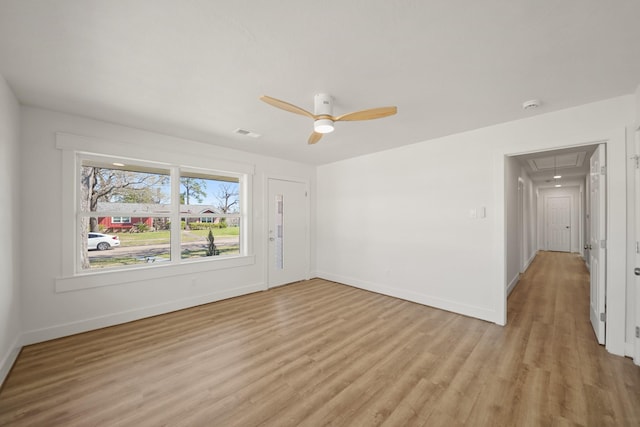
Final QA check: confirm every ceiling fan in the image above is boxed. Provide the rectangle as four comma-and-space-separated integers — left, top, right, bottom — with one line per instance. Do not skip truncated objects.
259, 93, 397, 145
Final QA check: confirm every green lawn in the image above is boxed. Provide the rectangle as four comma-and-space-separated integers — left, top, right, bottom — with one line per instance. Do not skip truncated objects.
117, 227, 239, 246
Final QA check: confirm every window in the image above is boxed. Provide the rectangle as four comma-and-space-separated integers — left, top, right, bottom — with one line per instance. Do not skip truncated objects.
77, 154, 246, 272
56, 132, 254, 290
111, 216, 131, 224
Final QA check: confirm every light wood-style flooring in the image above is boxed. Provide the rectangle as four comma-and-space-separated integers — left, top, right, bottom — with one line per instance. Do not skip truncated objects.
1, 251, 639, 426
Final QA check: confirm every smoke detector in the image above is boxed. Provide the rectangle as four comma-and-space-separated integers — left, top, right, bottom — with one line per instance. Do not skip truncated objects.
522, 99, 541, 110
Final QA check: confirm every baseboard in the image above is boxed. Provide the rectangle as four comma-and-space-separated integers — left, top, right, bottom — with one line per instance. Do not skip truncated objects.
21, 282, 265, 346
625, 342, 636, 360
523, 251, 537, 272
507, 252, 538, 297
507, 273, 520, 296
0, 334, 22, 388
316, 271, 497, 324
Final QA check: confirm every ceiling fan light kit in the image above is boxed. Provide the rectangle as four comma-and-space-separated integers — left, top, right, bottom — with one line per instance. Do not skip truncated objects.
260, 93, 397, 145
314, 119, 335, 134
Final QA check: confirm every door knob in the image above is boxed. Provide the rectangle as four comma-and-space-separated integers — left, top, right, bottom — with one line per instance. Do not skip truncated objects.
269, 237, 275, 242
635, 268, 640, 276
565, 226, 570, 229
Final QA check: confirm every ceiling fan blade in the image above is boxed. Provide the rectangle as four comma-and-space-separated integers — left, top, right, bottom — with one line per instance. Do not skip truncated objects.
259, 95, 315, 119
308, 132, 323, 145
333, 106, 397, 122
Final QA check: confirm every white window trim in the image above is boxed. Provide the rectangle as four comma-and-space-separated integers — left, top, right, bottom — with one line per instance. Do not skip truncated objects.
56, 132, 255, 292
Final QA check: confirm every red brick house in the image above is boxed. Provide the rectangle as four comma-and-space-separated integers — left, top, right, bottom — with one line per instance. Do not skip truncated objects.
96, 202, 223, 232
97, 215, 153, 232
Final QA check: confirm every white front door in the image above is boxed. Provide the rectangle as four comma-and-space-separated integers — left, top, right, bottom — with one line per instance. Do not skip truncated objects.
546, 196, 571, 252
589, 144, 607, 345
267, 178, 309, 288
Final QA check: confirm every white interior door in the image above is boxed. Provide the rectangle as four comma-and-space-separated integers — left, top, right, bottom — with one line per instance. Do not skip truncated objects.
546, 196, 571, 252
584, 175, 592, 270
268, 178, 309, 288
589, 144, 606, 345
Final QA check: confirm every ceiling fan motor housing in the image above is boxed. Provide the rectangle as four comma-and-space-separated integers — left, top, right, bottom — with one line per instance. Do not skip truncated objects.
314, 93, 334, 133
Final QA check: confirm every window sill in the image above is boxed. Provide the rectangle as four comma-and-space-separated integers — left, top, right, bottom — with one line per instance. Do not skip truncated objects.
55, 255, 256, 293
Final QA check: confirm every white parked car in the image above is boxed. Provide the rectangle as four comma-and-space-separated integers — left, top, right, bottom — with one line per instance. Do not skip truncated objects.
88, 232, 120, 251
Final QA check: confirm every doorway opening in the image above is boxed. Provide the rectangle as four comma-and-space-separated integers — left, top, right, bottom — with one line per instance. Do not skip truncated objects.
506, 144, 603, 340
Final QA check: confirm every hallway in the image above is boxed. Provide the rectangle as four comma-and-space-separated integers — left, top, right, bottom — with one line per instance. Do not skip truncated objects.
505, 251, 639, 424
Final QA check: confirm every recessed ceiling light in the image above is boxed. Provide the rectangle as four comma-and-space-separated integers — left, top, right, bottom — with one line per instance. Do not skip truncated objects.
112, 162, 125, 167
522, 99, 541, 110
555, 184, 562, 188
554, 174, 562, 179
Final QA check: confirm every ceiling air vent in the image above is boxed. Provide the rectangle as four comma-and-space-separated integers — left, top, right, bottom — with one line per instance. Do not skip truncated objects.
234, 128, 261, 138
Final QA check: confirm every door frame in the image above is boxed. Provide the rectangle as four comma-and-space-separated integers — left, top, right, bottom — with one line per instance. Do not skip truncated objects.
517, 178, 525, 272
264, 175, 311, 289
634, 128, 640, 365
498, 128, 627, 356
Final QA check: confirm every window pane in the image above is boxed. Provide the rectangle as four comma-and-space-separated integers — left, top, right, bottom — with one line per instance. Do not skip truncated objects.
79, 161, 171, 266
83, 217, 172, 270
80, 161, 170, 215
180, 220, 240, 259
179, 172, 241, 260
179, 173, 239, 216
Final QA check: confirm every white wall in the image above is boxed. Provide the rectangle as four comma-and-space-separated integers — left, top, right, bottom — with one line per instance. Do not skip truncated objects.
636, 84, 640, 122
317, 138, 497, 322
19, 106, 316, 344
0, 75, 22, 385
316, 95, 634, 356
505, 156, 520, 292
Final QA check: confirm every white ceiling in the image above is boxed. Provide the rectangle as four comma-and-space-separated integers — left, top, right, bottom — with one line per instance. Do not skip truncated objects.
1, 1, 639, 165
516, 145, 597, 184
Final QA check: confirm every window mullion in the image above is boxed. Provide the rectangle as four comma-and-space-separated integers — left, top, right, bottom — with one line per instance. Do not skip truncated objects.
170, 166, 181, 263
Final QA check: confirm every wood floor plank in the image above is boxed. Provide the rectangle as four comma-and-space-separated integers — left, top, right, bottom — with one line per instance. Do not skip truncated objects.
1, 252, 639, 426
